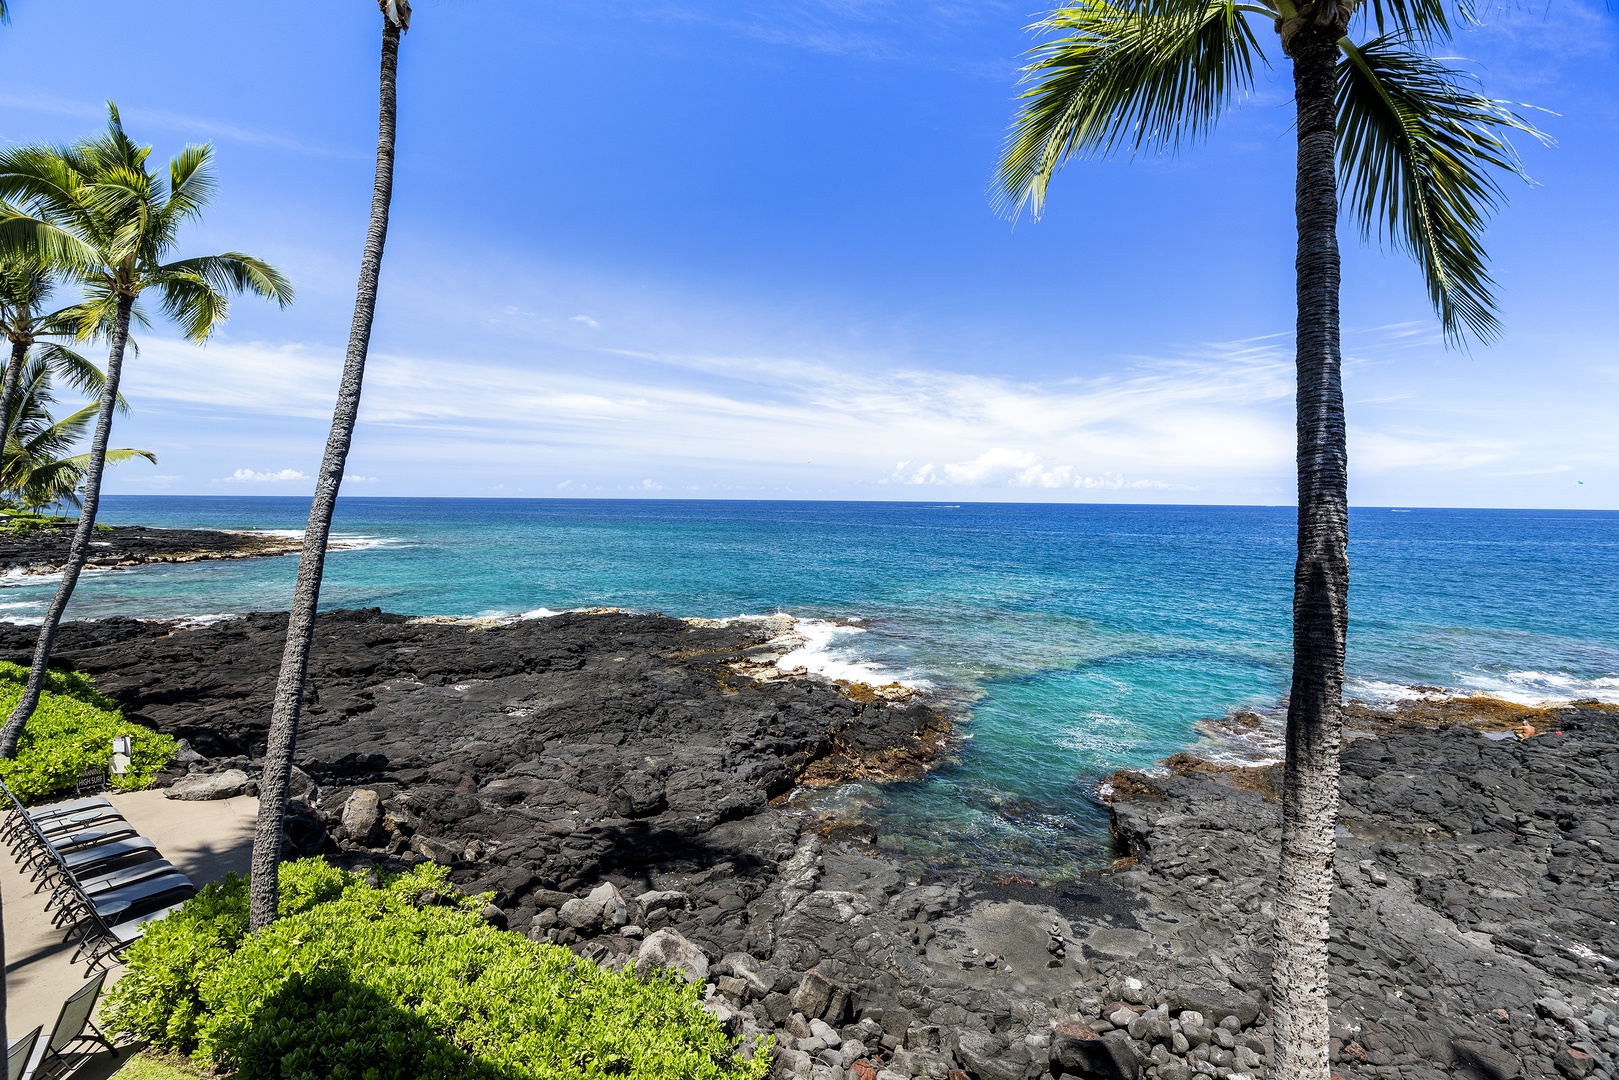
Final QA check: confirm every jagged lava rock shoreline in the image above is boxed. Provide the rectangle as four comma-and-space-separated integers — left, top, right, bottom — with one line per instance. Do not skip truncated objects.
0, 522, 304, 574
2, 610, 1615, 1080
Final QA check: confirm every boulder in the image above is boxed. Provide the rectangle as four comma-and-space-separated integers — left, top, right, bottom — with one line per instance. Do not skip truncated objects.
340, 788, 383, 844
634, 889, 690, 917
1052, 1021, 1139, 1080
410, 835, 464, 865
1555, 1046, 1594, 1079
1451, 1039, 1524, 1080
791, 969, 852, 1024
557, 882, 628, 931
953, 1028, 1027, 1080
634, 928, 709, 983
1163, 989, 1261, 1029
591, 881, 629, 928
171, 738, 206, 765
716, 952, 775, 1000
165, 768, 252, 801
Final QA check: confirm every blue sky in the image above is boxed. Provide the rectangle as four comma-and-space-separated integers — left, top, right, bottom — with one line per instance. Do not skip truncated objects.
3, 0, 1616, 507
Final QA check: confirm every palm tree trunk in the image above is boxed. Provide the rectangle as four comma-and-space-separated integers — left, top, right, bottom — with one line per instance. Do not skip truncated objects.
0, 337, 27, 441
1270, 27, 1349, 1080
248, 15, 401, 931
0, 298, 131, 757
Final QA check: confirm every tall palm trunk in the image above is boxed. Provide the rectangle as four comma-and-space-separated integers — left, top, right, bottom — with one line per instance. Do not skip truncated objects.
1270, 26, 1349, 1080
0, 337, 27, 439
0, 297, 132, 757
248, 16, 401, 931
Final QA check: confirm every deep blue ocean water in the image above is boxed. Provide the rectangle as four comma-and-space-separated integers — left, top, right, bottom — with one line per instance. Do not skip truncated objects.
6, 496, 1617, 878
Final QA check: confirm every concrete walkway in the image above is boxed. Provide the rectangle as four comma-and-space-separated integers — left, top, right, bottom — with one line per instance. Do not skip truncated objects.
3, 790, 257, 1051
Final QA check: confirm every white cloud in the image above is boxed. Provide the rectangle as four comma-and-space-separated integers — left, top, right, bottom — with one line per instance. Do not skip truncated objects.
219, 468, 311, 484
570, 315, 601, 328
344, 474, 379, 483
889, 449, 1180, 490
116, 319, 1613, 504
121, 334, 1296, 494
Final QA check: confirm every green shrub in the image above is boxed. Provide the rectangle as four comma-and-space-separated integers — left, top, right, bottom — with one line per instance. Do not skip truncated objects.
103, 860, 771, 1080
0, 661, 176, 802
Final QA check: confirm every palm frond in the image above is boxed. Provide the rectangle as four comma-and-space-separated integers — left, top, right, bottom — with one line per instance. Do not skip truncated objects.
1354, 0, 1460, 46
154, 270, 230, 342
0, 146, 88, 226
999, 0, 1264, 219
1337, 35, 1546, 343
0, 213, 97, 272
30, 342, 119, 409
163, 143, 217, 225
159, 253, 294, 307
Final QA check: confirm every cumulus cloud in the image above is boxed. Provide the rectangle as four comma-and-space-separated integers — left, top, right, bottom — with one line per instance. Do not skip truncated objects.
220, 468, 310, 484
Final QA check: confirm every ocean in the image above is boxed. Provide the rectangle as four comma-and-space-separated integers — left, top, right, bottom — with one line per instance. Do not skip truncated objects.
5, 496, 1617, 879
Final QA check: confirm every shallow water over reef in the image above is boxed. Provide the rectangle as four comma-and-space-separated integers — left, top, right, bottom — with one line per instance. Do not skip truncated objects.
7, 496, 1617, 880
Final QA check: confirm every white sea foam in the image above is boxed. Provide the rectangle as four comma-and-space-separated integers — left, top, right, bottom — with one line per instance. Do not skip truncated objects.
170, 613, 244, 631
0, 567, 58, 587
1455, 669, 1619, 706
518, 608, 562, 620
771, 617, 928, 689
1345, 671, 1619, 708
0, 565, 123, 587
225, 529, 401, 552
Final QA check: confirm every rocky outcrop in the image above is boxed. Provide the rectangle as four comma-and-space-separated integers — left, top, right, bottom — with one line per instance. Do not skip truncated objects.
0, 523, 305, 574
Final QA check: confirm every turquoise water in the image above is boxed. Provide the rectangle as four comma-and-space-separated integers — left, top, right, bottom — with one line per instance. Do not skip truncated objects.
6, 496, 1617, 878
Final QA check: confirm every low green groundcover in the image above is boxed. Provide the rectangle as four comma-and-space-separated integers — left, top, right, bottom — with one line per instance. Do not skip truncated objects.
0, 660, 176, 802
102, 859, 772, 1080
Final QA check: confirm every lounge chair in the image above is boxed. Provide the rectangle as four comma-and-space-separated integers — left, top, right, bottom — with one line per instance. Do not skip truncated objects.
29, 971, 115, 1080
70, 898, 190, 971
0, 795, 112, 846
36, 836, 159, 892
6, 1025, 41, 1080
52, 869, 194, 932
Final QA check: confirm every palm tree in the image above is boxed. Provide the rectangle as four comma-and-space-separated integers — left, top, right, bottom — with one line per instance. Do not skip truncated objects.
2, 351, 156, 511
0, 107, 292, 757
998, 4, 1540, 1077
248, 0, 410, 932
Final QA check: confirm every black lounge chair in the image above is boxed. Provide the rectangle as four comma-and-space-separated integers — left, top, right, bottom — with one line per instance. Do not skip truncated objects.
53, 869, 194, 932
0, 795, 111, 846
30, 822, 138, 864
35, 805, 126, 840
75, 857, 183, 900
37, 836, 159, 892
70, 897, 191, 971
30, 971, 115, 1079
6, 1024, 41, 1080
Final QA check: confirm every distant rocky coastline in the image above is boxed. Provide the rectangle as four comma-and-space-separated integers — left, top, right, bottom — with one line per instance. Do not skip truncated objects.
1, 610, 1614, 1080
0, 521, 306, 575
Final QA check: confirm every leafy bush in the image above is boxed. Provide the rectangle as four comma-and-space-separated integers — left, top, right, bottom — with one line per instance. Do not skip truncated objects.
0, 660, 176, 801
104, 860, 771, 1080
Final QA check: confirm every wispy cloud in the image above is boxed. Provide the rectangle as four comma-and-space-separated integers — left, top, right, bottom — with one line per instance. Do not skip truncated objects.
123, 332, 1295, 494
0, 91, 353, 159
640, 0, 1022, 70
